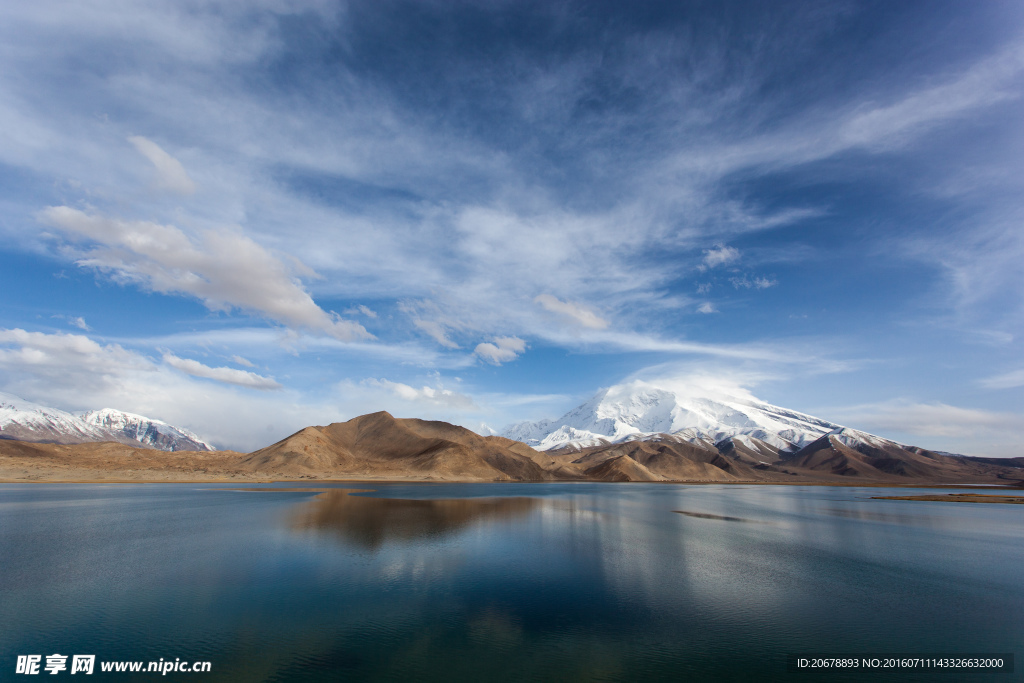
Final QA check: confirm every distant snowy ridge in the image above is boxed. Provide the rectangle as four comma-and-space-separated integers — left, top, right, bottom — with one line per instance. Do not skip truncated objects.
0, 391, 214, 451
0, 392, 114, 444
501, 379, 843, 452
83, 408, 214, 451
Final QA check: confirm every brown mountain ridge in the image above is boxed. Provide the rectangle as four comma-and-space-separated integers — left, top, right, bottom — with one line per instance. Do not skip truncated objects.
1, 411, 1022, 485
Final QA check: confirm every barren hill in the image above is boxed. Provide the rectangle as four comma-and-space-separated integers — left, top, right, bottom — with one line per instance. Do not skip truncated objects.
240, 411, 553, 481
0, 439, 246, 481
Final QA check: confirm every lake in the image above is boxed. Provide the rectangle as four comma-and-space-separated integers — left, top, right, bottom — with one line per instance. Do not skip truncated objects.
1, 482, 1021, 681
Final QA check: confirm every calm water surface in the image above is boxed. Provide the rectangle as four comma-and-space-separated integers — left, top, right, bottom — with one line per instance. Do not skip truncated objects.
1, 483, 1021, 681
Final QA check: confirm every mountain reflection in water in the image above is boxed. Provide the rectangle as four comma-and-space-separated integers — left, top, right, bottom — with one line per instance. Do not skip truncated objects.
3, 484, 1023, 682
290, 490, 538, 549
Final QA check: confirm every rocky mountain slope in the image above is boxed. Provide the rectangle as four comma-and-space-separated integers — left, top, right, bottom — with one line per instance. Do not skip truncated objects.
82, 409, 213, 451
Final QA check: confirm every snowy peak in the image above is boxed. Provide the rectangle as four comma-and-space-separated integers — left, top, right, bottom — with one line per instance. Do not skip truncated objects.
781, 425, 953, 479
825, 426, 904, 451
502, 379, 842, 452
501, 417, 558, 444
0, 392, 112, 444
82, 409, 214, 452
0, 391, 213, 451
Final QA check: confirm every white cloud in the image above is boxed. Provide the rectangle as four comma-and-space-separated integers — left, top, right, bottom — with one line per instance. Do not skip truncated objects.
231, 354, 255, 368
413, 319, 459, 349
128, 135, 196, 195
702, 245, 740, 269
832, 44, 1024, 153
534, 294, 609, 329
662, 42, 1024, 183
697, 302, 717, 314
344, 304, 378, 318
474, 336, 526, 365
128, 326, 447, 368
979, 369, 1024, 390
51, 314, 91, 331
361, 377, 476, 410
730, 276, 777, 289
40, 207, 370, 342
832, 399, 1021, 438
0, 329, 150, 393
162, 352, 281, 390
337, 377, 576, 430
571, 333, 856, 376
823, 398, 1024, 456
621, 366, 773, 405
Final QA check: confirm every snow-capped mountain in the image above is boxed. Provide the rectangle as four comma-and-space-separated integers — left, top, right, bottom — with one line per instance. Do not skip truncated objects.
780, 425, 968, 479
0, 391, 214, 451
826, 426, 900, 452
83, 409, 214, 451
502, 379, 841, 452
0, 392, 115, 444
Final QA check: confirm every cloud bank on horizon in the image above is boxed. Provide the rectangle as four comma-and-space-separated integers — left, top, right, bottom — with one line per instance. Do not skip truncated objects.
1, 0, 1023, 455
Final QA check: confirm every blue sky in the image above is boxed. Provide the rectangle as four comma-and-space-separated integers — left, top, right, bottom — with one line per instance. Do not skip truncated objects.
1, 0, 1023, 454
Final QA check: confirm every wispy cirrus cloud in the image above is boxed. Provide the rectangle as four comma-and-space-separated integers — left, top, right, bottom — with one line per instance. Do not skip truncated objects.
817, 398, 1024, 456
830, 399, 1023, 439
979, 369, 1024, 390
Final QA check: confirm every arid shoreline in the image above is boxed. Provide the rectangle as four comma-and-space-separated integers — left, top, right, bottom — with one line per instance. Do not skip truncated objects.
2, 474, 1021, 489
3, 422, 1022, 488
